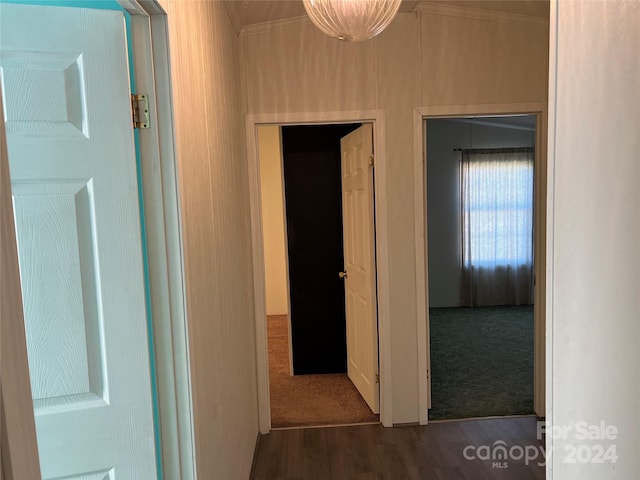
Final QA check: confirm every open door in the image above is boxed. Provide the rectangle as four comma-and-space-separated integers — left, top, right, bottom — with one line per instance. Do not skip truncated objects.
1, 4, 157, 478
340, 123, 379, 414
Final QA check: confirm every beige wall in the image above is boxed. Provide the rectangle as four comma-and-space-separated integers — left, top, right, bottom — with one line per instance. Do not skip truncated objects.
258, 126, 289, 316
549, 0, 640, 477
242, 10, 548, 423
161, 1, 258, 478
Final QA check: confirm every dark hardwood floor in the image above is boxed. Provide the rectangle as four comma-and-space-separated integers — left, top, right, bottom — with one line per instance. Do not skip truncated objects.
251, 416, 545, 480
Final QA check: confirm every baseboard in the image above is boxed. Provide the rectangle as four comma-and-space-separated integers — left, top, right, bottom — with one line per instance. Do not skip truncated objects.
427, 413, 538, 424
271, 420, 380, 431
390, 421, 421, 427
248, 431, 262, 480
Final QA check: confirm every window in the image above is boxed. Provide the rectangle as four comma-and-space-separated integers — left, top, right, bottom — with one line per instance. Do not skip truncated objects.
462, 148, 534, 269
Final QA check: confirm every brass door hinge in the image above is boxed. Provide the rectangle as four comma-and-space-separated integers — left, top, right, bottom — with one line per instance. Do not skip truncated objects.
375, 373, 380, 384
131, 93, 150, 129
369, 155, 375, 167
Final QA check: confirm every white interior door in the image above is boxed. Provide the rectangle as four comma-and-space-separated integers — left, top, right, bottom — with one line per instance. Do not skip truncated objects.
1, 4, 157, 478
340, 123, 379, 414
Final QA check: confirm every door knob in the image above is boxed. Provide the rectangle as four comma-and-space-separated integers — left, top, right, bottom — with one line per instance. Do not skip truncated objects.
338, 271, 348, 278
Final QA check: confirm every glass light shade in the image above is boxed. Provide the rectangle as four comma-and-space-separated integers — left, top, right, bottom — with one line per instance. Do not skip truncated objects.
302, 0, 402, 42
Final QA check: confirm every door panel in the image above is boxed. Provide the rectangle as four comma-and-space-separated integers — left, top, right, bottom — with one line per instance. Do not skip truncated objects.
340, 123, 379, 413
1, 4, 156, 478
12, 182, 104, 404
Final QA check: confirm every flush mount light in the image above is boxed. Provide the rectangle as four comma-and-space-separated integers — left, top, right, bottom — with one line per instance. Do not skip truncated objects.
302, 0, 402, 42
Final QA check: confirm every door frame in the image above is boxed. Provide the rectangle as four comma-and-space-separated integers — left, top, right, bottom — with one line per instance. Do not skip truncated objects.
0, 1, 196, 478
119, 2, 196, 477
413, 103, 547, 425
247, 111, 392, 432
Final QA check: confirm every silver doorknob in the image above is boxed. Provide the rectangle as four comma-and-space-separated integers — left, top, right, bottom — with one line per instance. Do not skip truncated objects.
338, 271, 348, 278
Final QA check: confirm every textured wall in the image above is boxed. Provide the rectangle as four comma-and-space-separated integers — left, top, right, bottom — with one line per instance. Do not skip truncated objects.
242, 9, 548, 424
161, 1, 258, 477
419, 13, 548, 106
549, 0, 640, 477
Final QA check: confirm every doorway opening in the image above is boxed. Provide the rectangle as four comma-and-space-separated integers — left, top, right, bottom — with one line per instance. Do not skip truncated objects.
257, 123, 380, 428
426, 115, 538, 421
417, 111, 546, 423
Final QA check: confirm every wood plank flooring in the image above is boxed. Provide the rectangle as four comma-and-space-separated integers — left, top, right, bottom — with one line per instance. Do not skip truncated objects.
251, 416, 545, 480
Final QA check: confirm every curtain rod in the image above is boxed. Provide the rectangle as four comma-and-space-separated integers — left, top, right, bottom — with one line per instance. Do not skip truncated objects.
452, 147, 534, 152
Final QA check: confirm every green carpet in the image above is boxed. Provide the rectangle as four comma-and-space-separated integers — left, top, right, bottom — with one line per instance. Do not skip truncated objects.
429, 305, 534, 420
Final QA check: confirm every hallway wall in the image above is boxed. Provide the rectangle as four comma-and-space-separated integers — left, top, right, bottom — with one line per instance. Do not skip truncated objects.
161, 1, 258, 478
548, 0, 640, 477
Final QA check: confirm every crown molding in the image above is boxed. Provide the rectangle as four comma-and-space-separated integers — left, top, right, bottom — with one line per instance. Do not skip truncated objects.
223, 1, 242, 36
238, 2, 547, 38
414, 1, 548, 26
450, 117, 536, 132
240, 15, 311, 37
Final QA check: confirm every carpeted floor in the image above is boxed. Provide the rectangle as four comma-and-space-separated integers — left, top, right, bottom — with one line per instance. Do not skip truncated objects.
268, 315, 379, 428
429, 305, 534, 420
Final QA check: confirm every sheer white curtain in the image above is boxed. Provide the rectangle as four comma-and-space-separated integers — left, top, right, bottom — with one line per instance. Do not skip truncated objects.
461, 147, 534, 306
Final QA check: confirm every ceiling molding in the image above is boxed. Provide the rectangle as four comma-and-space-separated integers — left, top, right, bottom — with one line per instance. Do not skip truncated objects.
450, 117, 536, 132
240, 15, 311, 37
238, 1, 547, 37
414, 1, 548, 26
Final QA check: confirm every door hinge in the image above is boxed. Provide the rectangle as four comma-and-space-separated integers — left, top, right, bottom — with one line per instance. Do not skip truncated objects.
369, 155, 375, 167
375, 373, 380, 384
131, 93, 150, 129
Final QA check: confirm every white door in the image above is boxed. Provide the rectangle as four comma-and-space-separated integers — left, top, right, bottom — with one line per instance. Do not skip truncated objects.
0, 4, 157, 479
340, 123, 379, 414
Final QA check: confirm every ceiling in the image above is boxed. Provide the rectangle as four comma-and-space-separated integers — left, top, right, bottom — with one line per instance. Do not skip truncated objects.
223, 1, 549, 33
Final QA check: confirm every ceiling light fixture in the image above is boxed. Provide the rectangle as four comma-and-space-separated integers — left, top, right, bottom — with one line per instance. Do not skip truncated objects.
302, 0, 402, 42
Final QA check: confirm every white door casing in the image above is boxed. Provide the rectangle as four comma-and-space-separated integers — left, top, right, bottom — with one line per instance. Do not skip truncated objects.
247, 110, 392, 432
340, 123, 380, 414
1, 4, 157, 478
